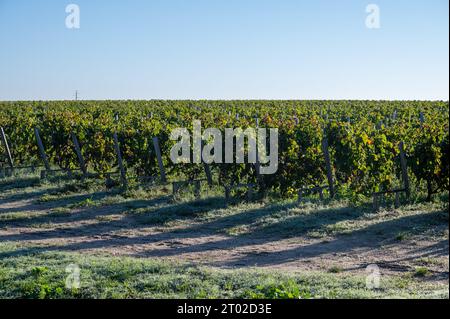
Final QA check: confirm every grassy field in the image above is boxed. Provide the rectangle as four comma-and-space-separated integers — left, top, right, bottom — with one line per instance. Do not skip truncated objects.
0, 173, 448, 299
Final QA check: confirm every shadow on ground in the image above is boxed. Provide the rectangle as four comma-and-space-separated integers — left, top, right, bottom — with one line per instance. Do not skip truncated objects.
0, 179, 448, 279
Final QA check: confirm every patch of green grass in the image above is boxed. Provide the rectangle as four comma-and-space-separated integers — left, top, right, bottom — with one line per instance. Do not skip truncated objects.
0, 212, 32, 222
0, 250, 446, 299
324, 221, 354, 235
243, 279, 308, 299
417, 257, 441, 266
95, 215, 118, 222
71, 197, 96, 208
38, 194, 56, 203
122, 186, 170, 200
48, 207, 71, 217
328, 266, 344, 274
225, 225, 250, 236
133, 199, 225, 226
31, 222, 54, 229
396, 232, 409, 241
0, 176, 41, 191
414, 267, 430, 277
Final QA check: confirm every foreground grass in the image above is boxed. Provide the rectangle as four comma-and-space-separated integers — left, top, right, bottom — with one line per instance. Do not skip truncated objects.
0, 249, 447, 299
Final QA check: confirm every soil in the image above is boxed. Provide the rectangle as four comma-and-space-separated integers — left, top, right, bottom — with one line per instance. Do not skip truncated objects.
1, 194, 448, 283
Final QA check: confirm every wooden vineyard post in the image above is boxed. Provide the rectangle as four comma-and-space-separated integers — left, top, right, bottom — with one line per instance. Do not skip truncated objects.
394, 192, 400, 209
200, 140, 213, 187
254, 116, 261, 176
321, 136, 335, 198
255, 150, 261, 177
152, 137, 166, 183
399, 141, 410, 199
71, 132, 87, 176
318, 187, 324, 201
34, 127, 51, 172
203, 162, 213, 187
224, 185, 231, 202
372, 193, 380, 212
419, 112, 425, 126
194, 180, 201, 199
113, 132, 127, 188
297, 189, 303, 203
247, 184, 254, 201
0, 127, 14, 171
254, 116, 265, 192
172, 182, 180, 196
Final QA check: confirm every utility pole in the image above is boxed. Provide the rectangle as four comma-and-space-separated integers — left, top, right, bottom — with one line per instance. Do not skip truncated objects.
75, 90, 79, 101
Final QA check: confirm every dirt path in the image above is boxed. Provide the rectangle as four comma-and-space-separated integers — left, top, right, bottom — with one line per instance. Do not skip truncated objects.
0, 189, 448, 282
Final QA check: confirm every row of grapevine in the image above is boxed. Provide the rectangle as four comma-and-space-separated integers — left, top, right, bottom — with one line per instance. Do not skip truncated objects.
0, 100, 448, 200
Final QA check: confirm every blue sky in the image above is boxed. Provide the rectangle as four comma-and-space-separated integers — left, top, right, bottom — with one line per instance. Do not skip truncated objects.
0, 0, 448, 100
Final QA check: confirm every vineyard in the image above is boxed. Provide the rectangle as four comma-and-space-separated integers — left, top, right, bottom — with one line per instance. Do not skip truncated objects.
0, 100, 449, 299
0, 100, 448, 202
